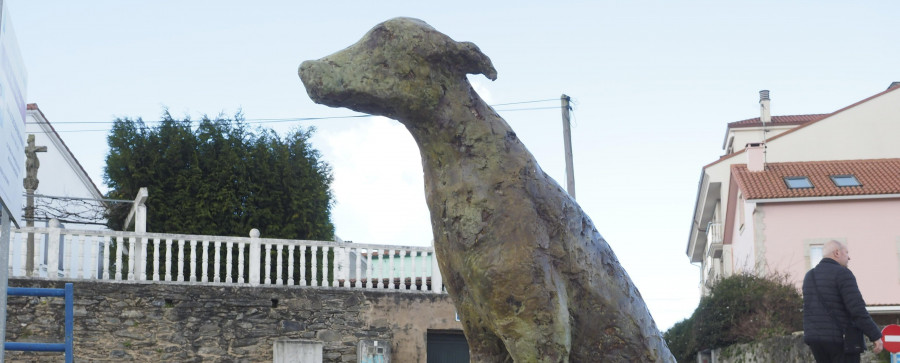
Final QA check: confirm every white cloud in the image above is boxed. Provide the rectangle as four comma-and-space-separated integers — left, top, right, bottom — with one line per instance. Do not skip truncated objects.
316, 117, 434, 247
311, 78, 493, 248
469, 77, 495, 105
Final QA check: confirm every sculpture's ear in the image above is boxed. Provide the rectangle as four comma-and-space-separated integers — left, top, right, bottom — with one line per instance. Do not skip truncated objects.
431, 41, 498, 81
457, 42, 497, 80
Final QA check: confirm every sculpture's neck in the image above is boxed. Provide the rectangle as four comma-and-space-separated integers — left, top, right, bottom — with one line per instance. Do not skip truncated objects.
400, 80, 514, 166
396, 79, 541, 207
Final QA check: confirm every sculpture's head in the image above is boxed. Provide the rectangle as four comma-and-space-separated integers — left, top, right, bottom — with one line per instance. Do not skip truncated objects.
299, 17, 496, 121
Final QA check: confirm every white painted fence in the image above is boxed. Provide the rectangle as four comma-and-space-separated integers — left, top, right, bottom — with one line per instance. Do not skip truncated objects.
3, 220, 444, 293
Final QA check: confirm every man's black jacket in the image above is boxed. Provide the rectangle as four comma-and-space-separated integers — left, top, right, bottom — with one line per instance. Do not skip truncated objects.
802, 258, 882, 344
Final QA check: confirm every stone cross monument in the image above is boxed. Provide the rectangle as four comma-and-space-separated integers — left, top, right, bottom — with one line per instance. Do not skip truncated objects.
23, 134, 47, 276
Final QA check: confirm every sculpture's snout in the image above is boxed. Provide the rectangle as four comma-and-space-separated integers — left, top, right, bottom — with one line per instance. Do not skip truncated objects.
298, 60, 315, 83
298, 59, 328, 104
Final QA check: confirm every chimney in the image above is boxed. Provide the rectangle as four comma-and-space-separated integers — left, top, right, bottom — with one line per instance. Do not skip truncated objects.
889, 82, 900, 90
749, 90, 770, 171
746, 142, 765, 172
759, 90, 771, 124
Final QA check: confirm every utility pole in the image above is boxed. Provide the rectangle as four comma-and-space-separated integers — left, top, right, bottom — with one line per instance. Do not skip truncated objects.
561, 94, 575, 199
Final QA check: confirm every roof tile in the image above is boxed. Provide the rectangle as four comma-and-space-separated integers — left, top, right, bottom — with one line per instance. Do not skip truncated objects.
732, 159, 900, 200
727, 114, 830, 128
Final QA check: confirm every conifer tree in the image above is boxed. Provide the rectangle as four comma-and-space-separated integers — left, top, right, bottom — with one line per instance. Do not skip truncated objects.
104, 110, 334, 241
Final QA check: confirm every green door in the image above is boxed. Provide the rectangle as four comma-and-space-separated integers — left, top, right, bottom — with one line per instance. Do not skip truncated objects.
427, 331, 470, 363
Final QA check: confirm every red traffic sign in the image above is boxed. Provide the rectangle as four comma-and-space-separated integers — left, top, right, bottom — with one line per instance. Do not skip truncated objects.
883, 324, 900, 353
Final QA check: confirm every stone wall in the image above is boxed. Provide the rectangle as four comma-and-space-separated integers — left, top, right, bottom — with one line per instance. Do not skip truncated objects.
4, 278, 462, 362
712, 333, 882, 363
712, 333, 813, 363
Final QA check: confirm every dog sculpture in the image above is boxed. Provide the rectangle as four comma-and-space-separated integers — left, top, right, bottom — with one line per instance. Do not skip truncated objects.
300, 18, 673, 362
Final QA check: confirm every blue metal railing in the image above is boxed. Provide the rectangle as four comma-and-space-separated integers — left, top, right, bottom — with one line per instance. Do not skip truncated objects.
4, 283, 73, 363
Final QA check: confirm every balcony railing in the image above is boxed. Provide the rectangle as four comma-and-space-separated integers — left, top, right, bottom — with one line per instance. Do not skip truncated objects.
3, 221, 444, 294
705, 222, 723, 258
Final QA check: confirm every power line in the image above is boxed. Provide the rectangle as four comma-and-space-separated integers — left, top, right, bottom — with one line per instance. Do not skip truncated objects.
494, 106, 559, 112
25, 98, 562, 133
25, 193, 133, 204
25, 114, 371, 126
244, 115, 371, 123
26, 129, 111, 134
490, 98, 558, 107
28, 98, 558, 125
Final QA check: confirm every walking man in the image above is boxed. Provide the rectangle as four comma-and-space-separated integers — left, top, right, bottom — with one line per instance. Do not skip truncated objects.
803, 240, 883, 362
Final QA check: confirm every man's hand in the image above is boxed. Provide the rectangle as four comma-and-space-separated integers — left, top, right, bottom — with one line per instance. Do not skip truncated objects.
873, 338, 884, 354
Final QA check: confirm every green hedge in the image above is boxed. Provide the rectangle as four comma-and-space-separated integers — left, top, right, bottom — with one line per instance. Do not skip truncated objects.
664, 272, 802, 362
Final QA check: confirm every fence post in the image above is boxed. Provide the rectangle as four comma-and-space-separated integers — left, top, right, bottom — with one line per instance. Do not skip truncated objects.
124, 188, 148, 281
47, 219, 61, 279
249, 229, 260, 286
134, 203, 147, 281
431, 249, 443, 293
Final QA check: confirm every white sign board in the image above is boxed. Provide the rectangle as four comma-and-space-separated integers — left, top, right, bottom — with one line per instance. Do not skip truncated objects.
0, 0, 27, 227
273, 340, 323, 363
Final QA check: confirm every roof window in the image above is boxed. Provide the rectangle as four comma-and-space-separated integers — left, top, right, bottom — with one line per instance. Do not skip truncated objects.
830, 174, 861, 187
784, 176, 813, 189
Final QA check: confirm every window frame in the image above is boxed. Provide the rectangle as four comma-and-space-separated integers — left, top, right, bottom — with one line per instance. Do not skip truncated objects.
830, 174, 861, 187
809, 244, 824, 268
784, 176, 813, 189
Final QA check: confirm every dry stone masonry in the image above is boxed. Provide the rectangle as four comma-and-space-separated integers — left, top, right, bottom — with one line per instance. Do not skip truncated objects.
4, 278, 459, 362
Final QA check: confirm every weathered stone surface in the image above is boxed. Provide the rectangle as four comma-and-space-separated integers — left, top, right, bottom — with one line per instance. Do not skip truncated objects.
110, 350, 131, 359
4, 279, 460, 362
121, 310, 144, 319
318, 330, 343, 342
324, 352, 342, 359
713, 332, 883, 363
281, 320, 304, 331
300, 17, 675, 362
112, 329, 149, 340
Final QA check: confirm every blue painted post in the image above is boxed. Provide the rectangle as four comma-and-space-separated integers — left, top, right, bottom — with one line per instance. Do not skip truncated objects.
65, 283, 73, 363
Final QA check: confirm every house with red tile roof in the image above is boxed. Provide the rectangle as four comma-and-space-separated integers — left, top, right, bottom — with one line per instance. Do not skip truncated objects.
728, 159, 900, 311
686, 83, 900, 319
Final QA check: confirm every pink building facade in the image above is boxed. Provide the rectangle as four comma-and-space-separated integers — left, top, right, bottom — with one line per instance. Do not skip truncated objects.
730, 187, 900, 305
726, 158, 900, 318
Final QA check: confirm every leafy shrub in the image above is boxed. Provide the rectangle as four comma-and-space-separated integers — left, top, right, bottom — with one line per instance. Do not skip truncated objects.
663, 317, 695, 362
664, 272, 802, 361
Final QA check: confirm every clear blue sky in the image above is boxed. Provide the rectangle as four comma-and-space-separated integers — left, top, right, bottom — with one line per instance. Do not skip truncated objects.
6, 0, 899, 331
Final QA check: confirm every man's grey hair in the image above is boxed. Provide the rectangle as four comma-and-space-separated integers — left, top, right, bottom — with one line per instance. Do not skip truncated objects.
822, 240, 846, 258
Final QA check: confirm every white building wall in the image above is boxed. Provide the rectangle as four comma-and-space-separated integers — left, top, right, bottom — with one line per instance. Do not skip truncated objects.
23, 108, 106, 230
19, 107, 109, 277
24, 110, 102, 201
764, 90, 900, 162
727, 125, 795, 154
